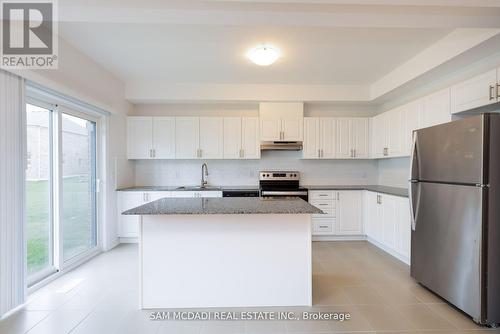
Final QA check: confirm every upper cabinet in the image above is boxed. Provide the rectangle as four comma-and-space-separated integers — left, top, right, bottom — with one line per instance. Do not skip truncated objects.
199, 117, 224, 159
337, 118, 369, 159
303, 117, 367, 159
127, 117, 153, 159
451, 69, 498, 114
303, 117, 337, 159
152, 117, 176, 159
421, 88, 451, 128
372, 87, 452, 159
223, 117, 260, 159
128, 117, 175, 159
175, 117, 200, 159
259, 102, 303, 141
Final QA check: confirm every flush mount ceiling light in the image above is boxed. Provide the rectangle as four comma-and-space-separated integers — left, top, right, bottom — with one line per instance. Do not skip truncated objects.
246, 45, 280, 66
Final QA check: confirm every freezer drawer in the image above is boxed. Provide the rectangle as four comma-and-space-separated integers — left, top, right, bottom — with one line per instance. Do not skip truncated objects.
410, 181, 483, 321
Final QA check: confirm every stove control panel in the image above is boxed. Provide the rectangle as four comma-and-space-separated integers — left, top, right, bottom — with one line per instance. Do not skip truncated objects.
259, 171, 300, 180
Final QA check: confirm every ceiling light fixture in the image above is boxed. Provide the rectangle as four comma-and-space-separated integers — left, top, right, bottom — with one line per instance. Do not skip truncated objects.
246, 45, 280, 66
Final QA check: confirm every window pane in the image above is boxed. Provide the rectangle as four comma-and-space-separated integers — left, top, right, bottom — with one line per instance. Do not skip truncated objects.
26, 104, 53, 277
62, 113, 97, 261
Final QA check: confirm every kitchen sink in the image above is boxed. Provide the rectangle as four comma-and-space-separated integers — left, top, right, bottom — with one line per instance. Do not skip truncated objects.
175, 186, 222, 191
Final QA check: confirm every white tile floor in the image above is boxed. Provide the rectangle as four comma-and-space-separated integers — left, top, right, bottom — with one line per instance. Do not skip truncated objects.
1, 241, 499, 334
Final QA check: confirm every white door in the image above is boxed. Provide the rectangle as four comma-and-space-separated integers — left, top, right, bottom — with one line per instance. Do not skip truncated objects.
260, 118, 281, 141
337, 118, 352, 159
281, 118, 303, 141
451, 69, 497, 114
351, 118, 369, 158
152, 117, 175, 159
199, 117, 224, 159
364, 191, 378, 240
381, 194, 397, 251
127, 117, 152, 159
175, 117, 199, 159
303, 117, 319, 159
320, 118, 337, 159
422, 88, 451, 128
388, 109, 403, 157
223, 117, 242, 159
241, 117, 260, 159
402, 100, 422, 155
396, 198, 411, 260
370, 115, 384, 158
336, 191, 363, 235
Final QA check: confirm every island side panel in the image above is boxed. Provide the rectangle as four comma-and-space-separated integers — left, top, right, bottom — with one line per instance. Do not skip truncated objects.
140, 214, 312, 309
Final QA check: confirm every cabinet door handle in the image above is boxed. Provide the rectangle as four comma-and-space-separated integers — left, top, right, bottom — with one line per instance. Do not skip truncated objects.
497, 83, 500, 99
318, 194, 328, 197
318, 149, 320, 158
152, 149, 155, 158
490, 85, 495, 101
321, 149, 324, 158
337, 192, 340, 201
353, 149, 356, 158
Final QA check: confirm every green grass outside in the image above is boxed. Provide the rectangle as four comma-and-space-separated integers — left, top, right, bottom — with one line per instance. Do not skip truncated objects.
27, 176, 95, 276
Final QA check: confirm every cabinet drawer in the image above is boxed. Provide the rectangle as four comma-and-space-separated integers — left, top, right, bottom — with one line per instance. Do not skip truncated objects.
310, 191, 334, 200
310, 200, 335, 217
313, 219, 334, 233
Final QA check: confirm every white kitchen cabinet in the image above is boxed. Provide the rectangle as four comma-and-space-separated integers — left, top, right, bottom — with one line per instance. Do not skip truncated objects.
127, 117, 153, 159
169, 191, 222, 198
303, 117, 336, 159
199, 117, 224, 159
303, 117, 320, 159
152, 117, 176, 159
337, 118, 369, 159
395, 199, 411, 260
381, 194, 397, 250
401, 100, 423, 156
387, 108, 404, 157
370, 114, 385, 159
223, 117, 260, 159
259, 102, 303, 141
337, 191, 363, 235
451, 69, 497, 114
223, 117, 242, 159
118, 191, 170, 238
309, 190, 362, 236
364, 191, 411, 264
422, 88, 451, 128
241, 117, 260, 159
175, 117, 199, 159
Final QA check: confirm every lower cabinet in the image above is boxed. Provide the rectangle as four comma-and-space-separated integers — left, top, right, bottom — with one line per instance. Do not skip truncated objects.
309, 190, 363, 236
364, 191, 411, 263
117, 190, 223, 239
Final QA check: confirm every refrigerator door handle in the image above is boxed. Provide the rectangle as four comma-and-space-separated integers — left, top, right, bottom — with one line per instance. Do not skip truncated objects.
409, 132, 418, 181
409, 180, 420, 231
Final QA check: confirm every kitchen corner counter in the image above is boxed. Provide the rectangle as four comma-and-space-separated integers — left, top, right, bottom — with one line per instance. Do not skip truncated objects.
123, 197, 323, 215
305, 185, 408, 197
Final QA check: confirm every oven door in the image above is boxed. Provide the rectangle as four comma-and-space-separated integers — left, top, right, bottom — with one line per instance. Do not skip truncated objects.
260, 190, 309, 202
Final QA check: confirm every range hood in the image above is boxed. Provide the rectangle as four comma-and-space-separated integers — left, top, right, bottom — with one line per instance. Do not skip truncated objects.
260, 141, 303, 151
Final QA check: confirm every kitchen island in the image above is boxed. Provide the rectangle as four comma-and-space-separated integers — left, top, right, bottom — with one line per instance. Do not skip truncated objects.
123, 197, 322, 309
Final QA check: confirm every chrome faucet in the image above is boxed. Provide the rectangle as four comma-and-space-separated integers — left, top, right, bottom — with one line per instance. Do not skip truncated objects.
201, 163, 209, 188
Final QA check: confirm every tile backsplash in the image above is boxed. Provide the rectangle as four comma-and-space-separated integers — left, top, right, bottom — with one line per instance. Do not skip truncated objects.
134, 151, 378, 187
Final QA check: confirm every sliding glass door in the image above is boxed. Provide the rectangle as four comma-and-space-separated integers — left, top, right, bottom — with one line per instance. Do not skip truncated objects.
26, 102, 99, 286
61, 112, 97, 261
26, 103, 56, 283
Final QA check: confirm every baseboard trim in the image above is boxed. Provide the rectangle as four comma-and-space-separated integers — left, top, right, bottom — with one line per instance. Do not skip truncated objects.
312, 235, 366, 241
366, 237, 410, 265
119, 237, 138, 243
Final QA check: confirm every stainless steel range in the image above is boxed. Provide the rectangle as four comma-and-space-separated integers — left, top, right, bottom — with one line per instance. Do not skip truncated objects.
259, 171, 308, 201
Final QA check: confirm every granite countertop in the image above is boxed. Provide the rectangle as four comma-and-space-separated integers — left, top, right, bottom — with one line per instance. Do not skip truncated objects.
305, 185, 408, 197
117, 185, 407, 198
122, 197, 323, 215
116, 185, 259, 192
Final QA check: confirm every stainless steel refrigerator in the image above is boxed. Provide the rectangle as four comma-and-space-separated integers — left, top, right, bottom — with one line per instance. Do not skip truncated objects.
410, 113, 500, 326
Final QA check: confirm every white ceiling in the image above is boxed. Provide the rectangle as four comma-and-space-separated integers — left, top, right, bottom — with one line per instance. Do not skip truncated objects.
59, 23, 450, 85
56, 0, 500, 102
